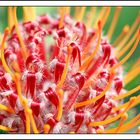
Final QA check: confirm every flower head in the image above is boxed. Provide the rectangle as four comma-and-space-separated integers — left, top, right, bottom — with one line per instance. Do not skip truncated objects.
0, 7, 140, 134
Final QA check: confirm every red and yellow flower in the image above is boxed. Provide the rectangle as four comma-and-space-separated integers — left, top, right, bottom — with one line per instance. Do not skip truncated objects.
0, 7, 139, 134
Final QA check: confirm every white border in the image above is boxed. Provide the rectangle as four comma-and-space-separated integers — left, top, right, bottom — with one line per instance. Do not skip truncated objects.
0, 1, 140, 6
0, 134, 140, 139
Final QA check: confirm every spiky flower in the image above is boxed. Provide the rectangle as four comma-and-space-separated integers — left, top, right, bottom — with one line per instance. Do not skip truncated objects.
0, 7, 139, 134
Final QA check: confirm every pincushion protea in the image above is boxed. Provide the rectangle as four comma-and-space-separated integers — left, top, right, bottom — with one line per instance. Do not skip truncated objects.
0, 6, 140, 134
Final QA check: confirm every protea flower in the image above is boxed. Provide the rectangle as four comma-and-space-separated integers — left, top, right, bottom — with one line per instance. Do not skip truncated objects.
0, 6, 139, 134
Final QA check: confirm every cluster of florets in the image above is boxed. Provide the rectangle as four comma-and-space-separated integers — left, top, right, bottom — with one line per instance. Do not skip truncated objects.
0, 14, 124, 133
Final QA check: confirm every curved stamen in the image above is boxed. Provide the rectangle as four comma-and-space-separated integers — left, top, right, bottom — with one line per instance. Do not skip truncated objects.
1, 28, 14, 77
89, 97, 136, 127
125, 121, 140, 133
56, 46, 72, 91
106, 114, 140, 133
116, 29, 138, 58
113, 95, 140, 112
0, 125, 16, 132
25, 109, 31, 134
2, 41, 32, 133
27, 108, 39, 134
13, 73, 25, 105
1, 27, 20, 77
115, 113, 128, 133
56, 89, 64, 121
107, 7, 122, 40
121, 120, 140, 133
94, 7, 106, 28
74, 72, 114, 108
14, 77, 37, 134
117, 15, 140, 51
22, 99, 31, 134
124, 65, 140, 85
0, 104, 14, 113
79, 21, 102, 71
113, 25, 130, 46
13, 74, 32, 133
114, 85, 140, 100
102, 7, 111, 28
110, 30, 140, 72
8, 7, 14, 31
13, 7, 28, 58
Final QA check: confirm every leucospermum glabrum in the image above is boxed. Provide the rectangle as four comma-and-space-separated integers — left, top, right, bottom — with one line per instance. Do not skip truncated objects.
0, 6, 139, 134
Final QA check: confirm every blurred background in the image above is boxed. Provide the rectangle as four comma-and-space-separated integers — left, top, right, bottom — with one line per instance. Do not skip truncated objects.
0, 7, 139, 133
